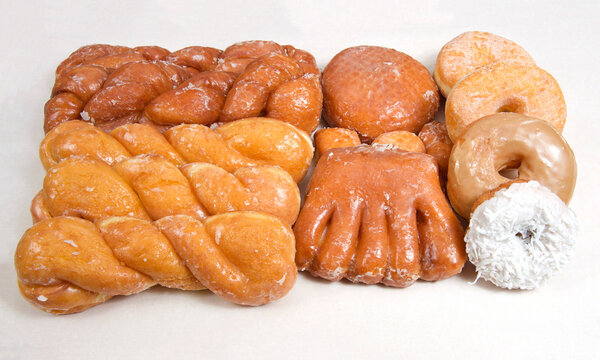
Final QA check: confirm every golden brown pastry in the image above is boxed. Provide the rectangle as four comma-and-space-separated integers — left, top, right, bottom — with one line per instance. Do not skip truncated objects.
445, 61, 566, 142
418, 121, 453, 175
447, 113, 576, 219
15, 212, 296, 313
314, 127, 425, 159
322, 46, 439, 141
434, 31, 535, 97
294, 145, 465, 287
45, 41, 322, 133
32, 154, 300, 226
40, 118, 314, 183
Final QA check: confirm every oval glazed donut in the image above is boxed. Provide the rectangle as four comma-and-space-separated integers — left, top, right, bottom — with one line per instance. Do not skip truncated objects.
447, 113, 576, 219
434, 31, 535, 97
322, 46, 439, 141
445, 61, 566, 142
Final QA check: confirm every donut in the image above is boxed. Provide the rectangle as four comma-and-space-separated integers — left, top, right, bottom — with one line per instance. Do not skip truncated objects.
447, 113, 576, 219
418, 120, 453, 174
466, 180, 578, 289
314, 127, 426, 159
322, 46, 439, 141
445, 61, 566, 142
434, 31, 535, 97
372, 131, 426, 153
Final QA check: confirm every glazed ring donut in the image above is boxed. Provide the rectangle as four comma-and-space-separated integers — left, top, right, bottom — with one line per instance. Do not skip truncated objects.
322, 46, 439, 141
434, 31, 535, 97
445, 61, 566, 142
447, 113, 576, 219
466, 180, 578, 289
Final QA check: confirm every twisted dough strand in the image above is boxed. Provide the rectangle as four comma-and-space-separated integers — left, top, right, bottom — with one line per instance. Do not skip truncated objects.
15, 212, 297, 314
40, 118, 314, 182
45, 41, 322, 133
33, 154, 300, 226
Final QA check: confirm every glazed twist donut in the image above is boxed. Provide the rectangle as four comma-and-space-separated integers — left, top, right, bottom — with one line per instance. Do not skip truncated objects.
45, 41, 322, 133
447, 113, 576, 219
40, 118, 314, 183
294, 145, 465, 287
32, 154, 300, 226
15, 212, 297, 314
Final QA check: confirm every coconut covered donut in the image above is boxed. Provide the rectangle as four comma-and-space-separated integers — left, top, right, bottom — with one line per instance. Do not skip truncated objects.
322, 46, 439, 141
447, 113, 576, 219
434, 31, 535, 97
445, 61, 566, 142
466, 181, 578, 289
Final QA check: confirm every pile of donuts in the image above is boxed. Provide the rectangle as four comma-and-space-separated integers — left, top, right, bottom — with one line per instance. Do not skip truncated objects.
14, 33, 578, 315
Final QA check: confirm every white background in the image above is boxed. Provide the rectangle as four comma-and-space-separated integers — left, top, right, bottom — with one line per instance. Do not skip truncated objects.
1, 1, 599, 359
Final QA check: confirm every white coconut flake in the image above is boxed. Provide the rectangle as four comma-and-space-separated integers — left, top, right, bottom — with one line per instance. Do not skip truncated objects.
465, 181, 579, 290
80, 111, 90, 121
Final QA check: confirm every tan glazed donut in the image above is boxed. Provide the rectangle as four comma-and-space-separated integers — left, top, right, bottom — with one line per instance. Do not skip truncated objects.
434, 31, 535, 97
445, 61, 566, 142
447, 113, 576, 219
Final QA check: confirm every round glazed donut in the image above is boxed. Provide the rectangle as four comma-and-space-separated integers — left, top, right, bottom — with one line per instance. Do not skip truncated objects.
322, 46, 439, 141
447, 113, 576, 219
466, 181, 578, 289
445, 61, 566, 142
434, 31, 535, 97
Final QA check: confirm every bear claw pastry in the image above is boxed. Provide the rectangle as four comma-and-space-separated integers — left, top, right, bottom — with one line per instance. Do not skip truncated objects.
294, 145, 465, 287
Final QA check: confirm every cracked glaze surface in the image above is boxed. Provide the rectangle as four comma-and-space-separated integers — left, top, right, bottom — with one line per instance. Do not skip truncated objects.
294, 145, 465, 287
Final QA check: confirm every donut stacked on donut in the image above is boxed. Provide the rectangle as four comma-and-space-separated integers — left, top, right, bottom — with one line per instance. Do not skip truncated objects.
433, 31, 578, 289
434, 31, 566, 142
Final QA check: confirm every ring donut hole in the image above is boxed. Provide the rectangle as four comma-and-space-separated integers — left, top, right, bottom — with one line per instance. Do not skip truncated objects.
497, 159, 521, 180
496, 97, 526, 114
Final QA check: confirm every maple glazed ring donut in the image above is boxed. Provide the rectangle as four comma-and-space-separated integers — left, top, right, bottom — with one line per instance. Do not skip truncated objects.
447, 113, 576, 219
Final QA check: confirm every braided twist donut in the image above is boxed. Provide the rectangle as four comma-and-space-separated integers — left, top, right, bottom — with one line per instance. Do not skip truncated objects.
32, 154, 300, 226
40, 118, 314, 182
45, 41, 322, 133
15, 212, 297, 314
294, 146, 465, 287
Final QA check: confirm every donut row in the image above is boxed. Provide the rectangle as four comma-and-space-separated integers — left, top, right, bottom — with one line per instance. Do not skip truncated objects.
14, 34, 578, 314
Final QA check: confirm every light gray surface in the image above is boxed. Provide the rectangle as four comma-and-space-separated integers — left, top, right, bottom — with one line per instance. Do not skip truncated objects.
1, 1, 599, 358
